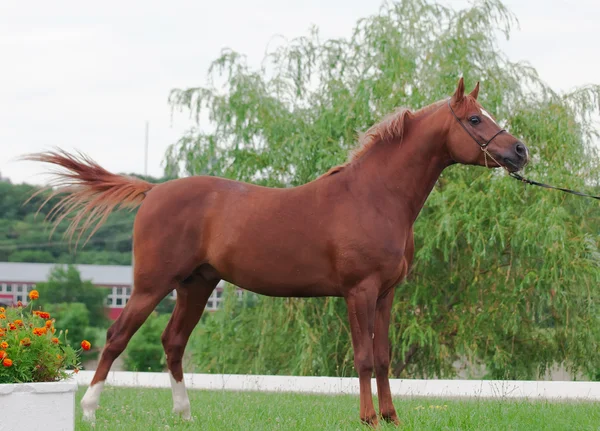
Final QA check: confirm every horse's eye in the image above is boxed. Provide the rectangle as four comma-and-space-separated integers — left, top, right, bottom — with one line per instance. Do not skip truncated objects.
469, 116, 481, 125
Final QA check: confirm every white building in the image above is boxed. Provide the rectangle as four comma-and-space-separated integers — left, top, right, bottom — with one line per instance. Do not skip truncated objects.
0, 262, 237, 319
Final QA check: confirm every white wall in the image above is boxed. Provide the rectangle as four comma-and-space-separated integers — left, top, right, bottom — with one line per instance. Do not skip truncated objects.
74, 371, 600, 401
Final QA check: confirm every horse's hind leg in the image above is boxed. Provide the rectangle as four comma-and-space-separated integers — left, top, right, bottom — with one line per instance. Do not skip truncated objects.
80, 277, 174, 421
161, 276, 217, 420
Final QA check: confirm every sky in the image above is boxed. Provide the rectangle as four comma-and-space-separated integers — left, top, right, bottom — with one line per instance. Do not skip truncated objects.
1, 0, 599, 185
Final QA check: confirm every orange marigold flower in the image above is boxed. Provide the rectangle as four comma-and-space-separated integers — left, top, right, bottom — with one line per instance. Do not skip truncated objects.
52, 337, 59, 344
0, 307, 4, 313
0, 350, 6, 359
39, 311, 50, 319
28, 290, 39, 300
81, 340, 91, 351
8, 323, 17, 331
0, 341, 8, 349
0, 314, 6, 319
45, 320, 53, 328
74, 368, 80, 374
14, 319, 23, 327
20, 337, 31, 347
33, 327, 47, 336
3, 358, 13, 367
17, 301, 23, 308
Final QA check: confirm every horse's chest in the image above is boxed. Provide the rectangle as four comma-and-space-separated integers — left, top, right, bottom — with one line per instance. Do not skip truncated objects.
337, 237, 405, 282
375, 230, 407, 263
379, 248, 407, 280
332, 211, 411, 286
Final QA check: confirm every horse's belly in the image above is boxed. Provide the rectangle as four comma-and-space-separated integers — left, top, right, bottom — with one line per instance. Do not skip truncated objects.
235, 281, 343, 298
213, 229, 341, 297
221, 264, 342, 297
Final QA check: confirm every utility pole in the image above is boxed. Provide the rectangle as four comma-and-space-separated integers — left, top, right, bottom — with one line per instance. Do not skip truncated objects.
144, 121, 149, 177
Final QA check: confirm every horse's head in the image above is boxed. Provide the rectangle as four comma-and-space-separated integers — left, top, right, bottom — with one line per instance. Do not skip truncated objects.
444, 77, 528, 172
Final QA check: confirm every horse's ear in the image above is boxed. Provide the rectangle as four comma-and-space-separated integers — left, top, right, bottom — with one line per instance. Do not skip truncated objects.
469, 81, 480, 100
451, 77, 465, 103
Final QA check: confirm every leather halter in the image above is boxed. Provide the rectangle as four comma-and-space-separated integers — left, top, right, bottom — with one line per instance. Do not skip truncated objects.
447, 98, 507, 169
447, 98, 600, 200
447, 98, 506, 150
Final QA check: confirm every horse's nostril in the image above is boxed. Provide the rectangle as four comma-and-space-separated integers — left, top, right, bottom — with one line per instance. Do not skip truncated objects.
515, 143, 527, 158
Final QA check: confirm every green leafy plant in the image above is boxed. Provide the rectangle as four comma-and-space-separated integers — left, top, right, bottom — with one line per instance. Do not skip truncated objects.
0, 290, 91, 384
35, 265, 109, 329
123, 312, 170, 372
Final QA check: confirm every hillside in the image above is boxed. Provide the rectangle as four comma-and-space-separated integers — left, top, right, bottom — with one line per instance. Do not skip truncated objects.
0, 173, 172, 265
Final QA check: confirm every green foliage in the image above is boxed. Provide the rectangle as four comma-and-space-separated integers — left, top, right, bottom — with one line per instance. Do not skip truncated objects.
8, 250, 55, 263
35, 265, 109, 329
0, 173, 171, 265
155, 296, 176, 315
123, 312, 171, 372
185, 285, 353, 376
167, 0, 600, 380
0, 301, 81, 383
43, 303, 90, 348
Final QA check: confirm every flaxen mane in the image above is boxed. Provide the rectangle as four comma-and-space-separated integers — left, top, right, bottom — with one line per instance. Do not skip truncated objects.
320, 99, 446, 178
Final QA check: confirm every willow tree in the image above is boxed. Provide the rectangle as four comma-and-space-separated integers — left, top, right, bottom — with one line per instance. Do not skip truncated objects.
166, 0, 600, 380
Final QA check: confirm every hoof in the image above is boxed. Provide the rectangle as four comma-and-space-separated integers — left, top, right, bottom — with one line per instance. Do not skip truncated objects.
173, 404, 192, 421
175, 411, 192, 421
80, 381, 104, 423
81, 408, 96, 423
361, 414, 379, 428
381, 412, 401, 426
81, 399, 98, 423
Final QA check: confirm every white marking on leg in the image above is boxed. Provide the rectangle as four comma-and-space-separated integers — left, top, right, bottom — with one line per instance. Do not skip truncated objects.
480, 108, 498, 125
169, 371, 192, 421
80, 381, 105, 422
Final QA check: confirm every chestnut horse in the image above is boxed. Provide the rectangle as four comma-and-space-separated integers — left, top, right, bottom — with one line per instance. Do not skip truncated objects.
23, 78, 528, 426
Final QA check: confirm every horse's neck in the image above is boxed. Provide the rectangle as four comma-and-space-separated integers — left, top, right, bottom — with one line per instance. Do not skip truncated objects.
351, 114, 451, 225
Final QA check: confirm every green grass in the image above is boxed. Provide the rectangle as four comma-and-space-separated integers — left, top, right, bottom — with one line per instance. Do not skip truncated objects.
75, 386, 600, 431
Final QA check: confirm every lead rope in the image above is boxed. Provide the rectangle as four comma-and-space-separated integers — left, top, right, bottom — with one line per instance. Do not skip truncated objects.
481, 146, 511, 174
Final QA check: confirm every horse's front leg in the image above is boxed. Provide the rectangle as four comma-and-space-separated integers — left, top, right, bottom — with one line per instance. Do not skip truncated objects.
373, 288, 400, 425
374, 231, 413, 426
345, 278, 379, 427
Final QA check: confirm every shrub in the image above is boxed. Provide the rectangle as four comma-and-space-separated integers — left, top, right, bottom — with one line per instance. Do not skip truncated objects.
0, 290, 90, 383
35, 265, 109, 329
123, 312, 170, 372
42, 302, 90, 348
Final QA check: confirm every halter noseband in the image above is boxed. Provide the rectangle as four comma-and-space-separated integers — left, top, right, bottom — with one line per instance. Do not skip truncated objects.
447, 98, 508, 169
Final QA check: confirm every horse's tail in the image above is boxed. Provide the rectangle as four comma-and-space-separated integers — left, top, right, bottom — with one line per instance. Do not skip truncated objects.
21, 148, 155, 247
